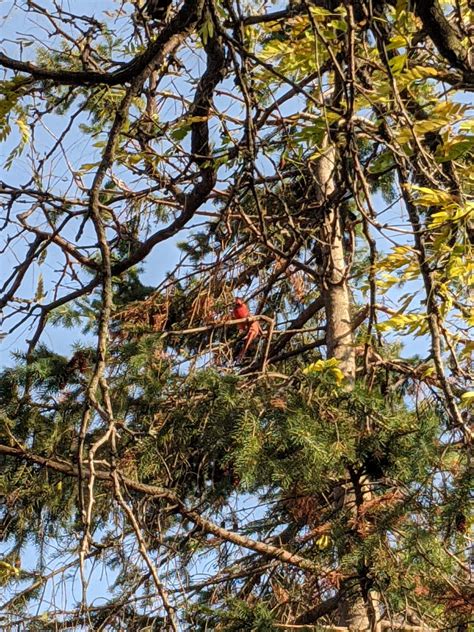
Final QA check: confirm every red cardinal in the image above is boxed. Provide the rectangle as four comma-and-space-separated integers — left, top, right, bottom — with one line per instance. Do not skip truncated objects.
232, 297, 250, 331
232, 297, 261, 361
241, 321, 261, 355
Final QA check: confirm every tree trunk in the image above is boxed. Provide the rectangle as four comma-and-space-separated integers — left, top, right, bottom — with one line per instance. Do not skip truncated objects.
316, 142, 356, 383
315, 138, 373, 630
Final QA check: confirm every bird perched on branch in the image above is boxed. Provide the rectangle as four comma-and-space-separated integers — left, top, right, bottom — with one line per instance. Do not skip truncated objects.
232, 297, 250, 331
232, 297, 261, 362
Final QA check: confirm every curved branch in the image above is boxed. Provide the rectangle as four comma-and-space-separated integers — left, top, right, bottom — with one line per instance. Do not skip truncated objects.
0, 0, 205, 86
0, 442, 324, 575
269, 296, 326, 357
111, 26, 227, 274
413, 0, 473, 79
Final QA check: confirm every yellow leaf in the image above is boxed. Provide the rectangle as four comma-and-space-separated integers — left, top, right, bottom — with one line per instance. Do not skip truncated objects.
410, 185, 457, 207
303, 358, 345, 384
0, 561, 20, 576
428, 211, 450, 227
389, 53, 407, 74
316, 534, 331, 550
15, 116, 30, 144
460, 391, 474, 404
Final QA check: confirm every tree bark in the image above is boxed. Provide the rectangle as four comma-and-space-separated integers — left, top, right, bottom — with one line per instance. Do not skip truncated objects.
317, 142, 356, 383
315, 138, 372, 630
412, 0, 473, 77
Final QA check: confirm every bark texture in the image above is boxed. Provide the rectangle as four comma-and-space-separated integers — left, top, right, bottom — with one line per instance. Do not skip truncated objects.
315, 139, 371, 629
316, 142, 356, 383
413, 0, 473, 77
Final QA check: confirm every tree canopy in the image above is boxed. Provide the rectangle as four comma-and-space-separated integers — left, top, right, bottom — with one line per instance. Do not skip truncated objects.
0, 1, 472, 630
